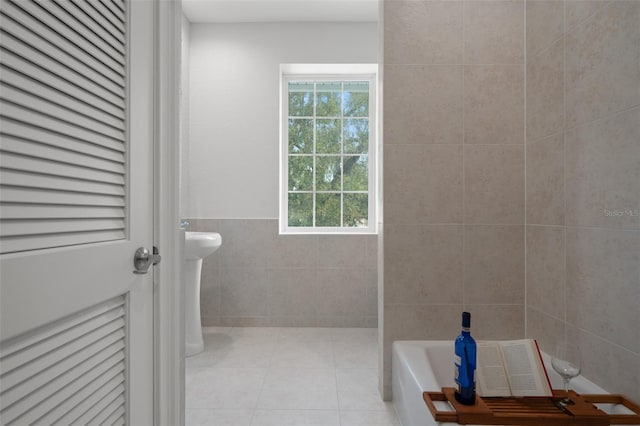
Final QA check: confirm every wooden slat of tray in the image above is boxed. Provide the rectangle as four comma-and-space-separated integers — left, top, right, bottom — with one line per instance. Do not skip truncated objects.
423, 387, 640, 425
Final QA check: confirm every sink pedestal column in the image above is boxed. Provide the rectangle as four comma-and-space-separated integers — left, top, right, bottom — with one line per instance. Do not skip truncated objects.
183, 231, 221, 357
185, 258, 204, 356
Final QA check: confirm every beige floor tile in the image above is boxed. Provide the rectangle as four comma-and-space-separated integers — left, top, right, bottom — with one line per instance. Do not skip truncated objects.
185, 367, 267, 409
250, 409, 340, 426
257, 368, 339, 410
185, 328, 397, 426
185, 409, 254, 426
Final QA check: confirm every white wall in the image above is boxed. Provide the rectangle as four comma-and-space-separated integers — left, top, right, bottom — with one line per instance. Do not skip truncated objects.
184, 22, 378, 219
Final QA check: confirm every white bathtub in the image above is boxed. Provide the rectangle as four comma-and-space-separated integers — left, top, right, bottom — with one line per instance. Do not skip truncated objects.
392, 340, 637, 426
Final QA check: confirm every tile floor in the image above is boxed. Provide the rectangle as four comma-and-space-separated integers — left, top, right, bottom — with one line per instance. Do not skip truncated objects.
185, 327, 399, 426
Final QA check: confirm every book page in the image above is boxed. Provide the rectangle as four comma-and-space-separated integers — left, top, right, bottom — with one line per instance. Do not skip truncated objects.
500, 340, 552, 397
476, 342, 511, 397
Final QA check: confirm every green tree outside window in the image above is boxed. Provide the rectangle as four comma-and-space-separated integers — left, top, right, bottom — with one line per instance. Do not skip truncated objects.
287, 80, 370, 228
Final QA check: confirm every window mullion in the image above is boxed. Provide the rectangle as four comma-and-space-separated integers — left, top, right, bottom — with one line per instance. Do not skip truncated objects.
340, 81, 344, 228
312, 81, 317, 228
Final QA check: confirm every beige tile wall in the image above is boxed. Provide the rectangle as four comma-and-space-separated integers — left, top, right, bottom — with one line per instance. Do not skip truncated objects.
189, 219, 378, 328
525, 0, 640, 401
381, 0, 526, 399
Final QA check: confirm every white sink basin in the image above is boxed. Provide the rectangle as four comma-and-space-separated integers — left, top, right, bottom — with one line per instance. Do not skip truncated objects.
184, 232, 222, 260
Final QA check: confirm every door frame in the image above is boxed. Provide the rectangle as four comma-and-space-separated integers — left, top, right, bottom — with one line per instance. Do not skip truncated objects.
152, 1, 184, 424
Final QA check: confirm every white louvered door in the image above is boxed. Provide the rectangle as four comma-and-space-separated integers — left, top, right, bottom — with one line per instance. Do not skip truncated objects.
0, 0, 155, 424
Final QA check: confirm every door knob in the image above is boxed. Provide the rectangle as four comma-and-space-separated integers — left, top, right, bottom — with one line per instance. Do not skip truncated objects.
133, 247, 161, 274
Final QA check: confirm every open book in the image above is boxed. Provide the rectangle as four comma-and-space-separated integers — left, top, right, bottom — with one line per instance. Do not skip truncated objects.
476, 339, 552, 397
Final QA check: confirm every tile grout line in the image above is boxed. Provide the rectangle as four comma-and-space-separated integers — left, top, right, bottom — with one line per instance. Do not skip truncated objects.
562, 0, 568, 351
523, 0, 528, 339
461, 0, 466, 310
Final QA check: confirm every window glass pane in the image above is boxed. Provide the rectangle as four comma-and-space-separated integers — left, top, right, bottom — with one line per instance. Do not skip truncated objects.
343, 155, 368, 191
316, 82, 341, 117
316, 193, 341, 227
316, 156, 341, 191
343, 119, 369, 154
288, 118, 313, 153
288, 193, 313, 227
288, 156, 313, 191
343, 82, 369, 117
316, 119, 341, 154
283, 75, 374, 232
343, 193, 368, 227
344, 81, 369, 92
289, 82, 314, 116
317, 82, 342, 92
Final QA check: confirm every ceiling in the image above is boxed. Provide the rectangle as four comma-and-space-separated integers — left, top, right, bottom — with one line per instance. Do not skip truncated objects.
182, 0, 379, 23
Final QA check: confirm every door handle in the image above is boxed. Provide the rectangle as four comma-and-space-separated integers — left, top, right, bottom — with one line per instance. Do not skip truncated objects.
133, 247, 161, 274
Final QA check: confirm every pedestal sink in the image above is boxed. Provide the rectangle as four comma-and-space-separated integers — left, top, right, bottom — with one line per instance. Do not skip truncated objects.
184, 231, 222, 356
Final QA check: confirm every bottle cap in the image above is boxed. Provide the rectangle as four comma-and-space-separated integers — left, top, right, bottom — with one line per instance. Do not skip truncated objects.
462, 311, 471, 328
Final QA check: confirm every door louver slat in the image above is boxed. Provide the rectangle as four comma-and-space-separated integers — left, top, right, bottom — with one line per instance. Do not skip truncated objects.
11, 357, 125, 422
0, 297, 127, 426
1, 102, 125, 152
34, 0, 125, 64
0, 303, 125, 371
56, 0, 125, 48
86, 390, 125, 425
1, 137, 125, 173
112, 415, 126, 426
1, 84, 125, 140
0, 6, 125, 89
0, 230, 125, 253
1, 333, 125, 406
0, 204, 124, 220
112, 0, 125, 14
0, 152, 125, 186
0, 123, 125, 163
0, 50, 125, 119
55, 380, 125, 425
6, 360, 125, 425
0, 187, 124, 207
99, 0, 125, 25
0, 297, 125, 358
9, 0, 125, 78
1, 66, 125, 129
69, 0, 125, 40
0, 32, 125, 106
1, 218, 126, 237
1, 170, 125, 196
86, 1, 123, 38
0, 0, 127, 255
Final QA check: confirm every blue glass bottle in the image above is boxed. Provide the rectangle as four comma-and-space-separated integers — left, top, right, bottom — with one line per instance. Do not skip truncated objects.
454, 311, 476, 405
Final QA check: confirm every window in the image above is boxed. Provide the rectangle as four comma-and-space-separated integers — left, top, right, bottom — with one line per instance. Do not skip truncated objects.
280, 65, 377, 234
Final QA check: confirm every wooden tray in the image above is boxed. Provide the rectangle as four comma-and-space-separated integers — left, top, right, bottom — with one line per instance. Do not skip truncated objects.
423, 387, 640, 425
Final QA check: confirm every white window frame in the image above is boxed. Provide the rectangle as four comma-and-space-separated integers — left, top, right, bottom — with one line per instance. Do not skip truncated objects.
279, 64, 378, 235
